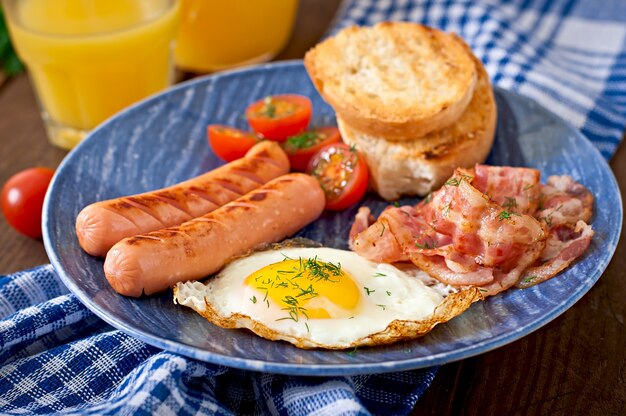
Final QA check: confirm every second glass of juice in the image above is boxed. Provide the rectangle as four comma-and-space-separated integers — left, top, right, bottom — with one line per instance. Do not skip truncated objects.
175, 0, 298, 73
3, 0, 180, 149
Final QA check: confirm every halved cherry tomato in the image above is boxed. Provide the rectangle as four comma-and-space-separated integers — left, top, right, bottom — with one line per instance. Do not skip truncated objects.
208, 124, 261, 162
307, 143, 369, 211
245, 94, 312, 141
281, 126, 342, 172
1, 167, 55, 239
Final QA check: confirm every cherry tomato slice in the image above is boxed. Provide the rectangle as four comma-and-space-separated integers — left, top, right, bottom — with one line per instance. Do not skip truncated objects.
245, 94, 312, 142
208, 124, 261, 162
281, 126, 342, 172
308, 143, 369, 211
1, 167, 55, 239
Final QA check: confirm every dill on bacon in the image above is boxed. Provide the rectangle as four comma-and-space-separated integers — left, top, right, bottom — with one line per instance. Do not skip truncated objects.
445, 174, 473, 187
497, 210, 520, 221
502, 196, 518, 210
415, 236, 436, 250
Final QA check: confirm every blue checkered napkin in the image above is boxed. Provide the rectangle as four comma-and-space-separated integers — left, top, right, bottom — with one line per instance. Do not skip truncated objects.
0, 266, 437, 415
330, 0, 626, 160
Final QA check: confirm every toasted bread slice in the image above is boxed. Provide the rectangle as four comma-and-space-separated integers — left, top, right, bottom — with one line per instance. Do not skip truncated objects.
339, 52, 496, 200
305, 22, 478, 140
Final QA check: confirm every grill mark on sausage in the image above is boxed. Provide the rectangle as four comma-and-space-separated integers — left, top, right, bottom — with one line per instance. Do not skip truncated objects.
152, 193, 194, 219
213, 178, 245, 196
187, 216, 227, 228
100, 205, 145, 230
124, 234, 163, 245
224, 202, 259, 212
249, 192, 267, 201
229, 167, 264, 185
121, 197, 168, 227
186, 187, 223, 207
253, 155, 284, 169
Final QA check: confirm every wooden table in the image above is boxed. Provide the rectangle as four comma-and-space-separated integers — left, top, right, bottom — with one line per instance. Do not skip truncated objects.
1, 1, 624, 414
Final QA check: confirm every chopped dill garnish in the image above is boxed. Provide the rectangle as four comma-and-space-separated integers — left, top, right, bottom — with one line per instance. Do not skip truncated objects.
364, 287, 375, 295
296, 284, 318, 299
502, 196, 518, 210
415, 237, 435, 250
277, 295, 309, 322
386, 291, 391, 296
443, 203, 451, 218
445, 174, 473, 187
380, 223, 386, 237
522, 275, 538, 284
377, 304, 386, 311
423, 192, 433, 204
445, 177, 461, 187
497, 210, 520, 221
250, 296, 257, 304
373, 272, 386, 277
523, 183, 535, 191
347, 347, 358, 356
393, 201, 400, 207
305, 322, 310, 333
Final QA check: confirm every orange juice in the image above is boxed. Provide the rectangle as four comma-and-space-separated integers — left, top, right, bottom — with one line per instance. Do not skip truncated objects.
3, 0, 180, 149
175, 0, 297, 72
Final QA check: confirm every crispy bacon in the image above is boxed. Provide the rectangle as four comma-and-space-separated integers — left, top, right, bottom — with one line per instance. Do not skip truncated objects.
535, 175, 594, 227
349, 165, 594, 296
348, 207, 374, 250
472, 165, 542, 215
517, 221, 593, 288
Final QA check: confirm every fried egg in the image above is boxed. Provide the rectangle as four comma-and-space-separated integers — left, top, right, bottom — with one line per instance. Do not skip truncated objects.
174, 247, 481, 349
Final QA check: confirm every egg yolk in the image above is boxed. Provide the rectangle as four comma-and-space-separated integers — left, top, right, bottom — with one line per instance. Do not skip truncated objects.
244, 257, 361, 319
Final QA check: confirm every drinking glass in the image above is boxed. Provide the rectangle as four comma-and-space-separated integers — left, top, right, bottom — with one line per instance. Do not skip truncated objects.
174, 0, 298, 73
2, 0, 180, 149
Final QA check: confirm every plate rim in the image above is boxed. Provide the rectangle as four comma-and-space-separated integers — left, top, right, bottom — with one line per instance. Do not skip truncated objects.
42, 60, 623, 376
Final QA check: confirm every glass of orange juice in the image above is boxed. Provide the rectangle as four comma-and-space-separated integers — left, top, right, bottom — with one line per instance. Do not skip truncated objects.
2, 0, 180, 149
175, 0, 298, 73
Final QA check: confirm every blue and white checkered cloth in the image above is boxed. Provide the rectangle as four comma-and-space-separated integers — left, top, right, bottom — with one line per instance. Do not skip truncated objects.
0, 266, 436, 415
2, 1, 625, 415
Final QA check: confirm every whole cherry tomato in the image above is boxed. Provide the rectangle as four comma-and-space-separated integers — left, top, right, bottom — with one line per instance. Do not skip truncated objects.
208, 125, 261, 162
307, 143, 369, 211
1, 167, 55, 238
281, 126, 342, 172
245, 94, 312, 141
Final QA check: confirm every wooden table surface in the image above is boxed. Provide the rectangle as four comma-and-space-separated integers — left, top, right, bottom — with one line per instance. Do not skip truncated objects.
1, 1, 624, 414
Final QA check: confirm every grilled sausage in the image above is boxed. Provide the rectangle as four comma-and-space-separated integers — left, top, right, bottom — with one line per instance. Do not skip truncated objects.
104, 173, 325, 296
76, 141, 289, 256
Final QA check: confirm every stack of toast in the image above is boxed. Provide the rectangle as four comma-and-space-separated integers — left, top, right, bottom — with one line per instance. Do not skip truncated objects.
305, 22, 496, 200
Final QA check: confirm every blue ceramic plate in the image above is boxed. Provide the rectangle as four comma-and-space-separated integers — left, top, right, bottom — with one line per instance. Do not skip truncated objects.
43, 61, 622, 376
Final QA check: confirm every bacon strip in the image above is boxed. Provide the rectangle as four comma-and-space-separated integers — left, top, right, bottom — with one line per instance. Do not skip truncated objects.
472, 165, 541, 215
350, 165, 594, 296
